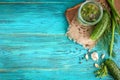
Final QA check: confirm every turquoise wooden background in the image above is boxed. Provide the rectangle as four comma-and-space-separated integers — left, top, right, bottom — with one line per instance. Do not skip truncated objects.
0, 0, 120, 80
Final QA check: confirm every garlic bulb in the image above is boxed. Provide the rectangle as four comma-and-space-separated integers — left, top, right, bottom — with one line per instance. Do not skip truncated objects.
91, 52, 99, 61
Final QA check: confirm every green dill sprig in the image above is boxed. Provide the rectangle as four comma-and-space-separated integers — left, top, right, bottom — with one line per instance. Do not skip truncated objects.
107, 0, 120, 58
94, 63, 108, 78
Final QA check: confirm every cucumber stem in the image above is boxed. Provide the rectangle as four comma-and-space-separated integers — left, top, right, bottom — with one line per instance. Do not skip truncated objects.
110, 19, 115, 58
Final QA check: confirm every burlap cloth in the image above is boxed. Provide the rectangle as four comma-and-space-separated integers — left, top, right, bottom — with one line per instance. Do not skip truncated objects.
66, 0, 120, 49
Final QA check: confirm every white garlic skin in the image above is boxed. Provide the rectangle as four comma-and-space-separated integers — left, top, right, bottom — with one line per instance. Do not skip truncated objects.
94, 63, 99, 68
85, 54, 89, 60
91, 52, 99, 61
101, 54, 105, 59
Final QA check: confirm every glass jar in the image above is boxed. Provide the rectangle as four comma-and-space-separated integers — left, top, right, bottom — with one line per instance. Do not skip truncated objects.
77, 0, 103, 26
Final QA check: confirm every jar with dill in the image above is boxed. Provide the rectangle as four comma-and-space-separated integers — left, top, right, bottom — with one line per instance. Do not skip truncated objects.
78, 1, 103, 26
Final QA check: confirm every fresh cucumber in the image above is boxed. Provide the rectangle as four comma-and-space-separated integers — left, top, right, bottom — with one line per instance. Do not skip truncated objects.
90, 11, 111, 40
104, 59, 120, 80
95, 59, 120, 79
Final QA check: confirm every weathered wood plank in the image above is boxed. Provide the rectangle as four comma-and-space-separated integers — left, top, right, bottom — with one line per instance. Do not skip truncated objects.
0, 0, 120, 80
0, 33, 120, 80
0, 0, 84, 2
0, 34, 117, 80
0, 71, 113, 80
0, 3, 84, 34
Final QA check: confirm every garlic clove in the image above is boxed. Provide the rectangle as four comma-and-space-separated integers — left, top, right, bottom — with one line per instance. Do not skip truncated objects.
101, 54, 105, 59
91, 52, 99, 61
85, 54, 89, 60
94, 63, 99, 68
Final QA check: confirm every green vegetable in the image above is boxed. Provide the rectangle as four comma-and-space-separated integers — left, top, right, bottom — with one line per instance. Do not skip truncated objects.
107, 0, 120, 21
105, 59, 120, 80
95, 63, 108, 78
95, 59, 120, 80
110, 19, 115, 58
90, 11, 110, 40
106, 0, 120, 58
93, 0, 120, 79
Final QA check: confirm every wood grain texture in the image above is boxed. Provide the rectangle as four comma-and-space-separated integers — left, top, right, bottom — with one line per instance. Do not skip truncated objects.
0, 0, 120, 80
0, 0, 84, 2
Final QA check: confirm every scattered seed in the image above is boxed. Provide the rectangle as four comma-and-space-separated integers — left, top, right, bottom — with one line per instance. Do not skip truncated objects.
82, 57, 84, 59
79, 62, 82, 64
76, 48, 78, 50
